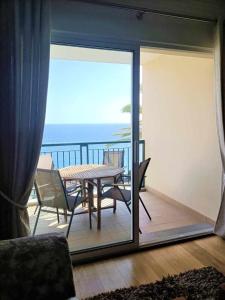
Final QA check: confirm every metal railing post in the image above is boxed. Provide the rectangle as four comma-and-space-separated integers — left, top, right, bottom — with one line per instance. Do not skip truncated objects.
85, 144, 89, 164
79, 145, 82, 164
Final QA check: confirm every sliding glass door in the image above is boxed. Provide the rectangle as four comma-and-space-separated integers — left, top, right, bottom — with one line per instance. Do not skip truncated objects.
29, 34, 140, 261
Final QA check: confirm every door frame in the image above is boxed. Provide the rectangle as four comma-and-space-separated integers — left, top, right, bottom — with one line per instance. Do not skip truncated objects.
51, 31, 140, 263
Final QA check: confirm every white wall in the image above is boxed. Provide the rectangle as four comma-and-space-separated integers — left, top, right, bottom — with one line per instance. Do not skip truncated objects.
142, 50, 222, 221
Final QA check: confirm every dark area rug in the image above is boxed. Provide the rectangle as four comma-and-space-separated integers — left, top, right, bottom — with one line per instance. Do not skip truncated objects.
84, 266, 225, 300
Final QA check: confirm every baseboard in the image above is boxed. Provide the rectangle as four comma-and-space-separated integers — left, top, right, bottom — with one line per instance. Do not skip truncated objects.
146, 186, 215, 225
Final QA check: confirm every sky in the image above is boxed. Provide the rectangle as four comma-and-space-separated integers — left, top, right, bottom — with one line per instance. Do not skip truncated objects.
46, 59, 132, 124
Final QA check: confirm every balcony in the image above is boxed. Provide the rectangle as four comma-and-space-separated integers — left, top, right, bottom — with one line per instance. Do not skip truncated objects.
29, 139, 214, 252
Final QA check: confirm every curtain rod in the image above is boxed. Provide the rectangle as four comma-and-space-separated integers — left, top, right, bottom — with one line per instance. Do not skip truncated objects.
70, 0, 217, 23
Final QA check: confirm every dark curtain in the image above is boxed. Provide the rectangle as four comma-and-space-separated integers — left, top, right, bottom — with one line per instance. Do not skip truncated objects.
0, 0, 50, 239
214, 20, 225, 236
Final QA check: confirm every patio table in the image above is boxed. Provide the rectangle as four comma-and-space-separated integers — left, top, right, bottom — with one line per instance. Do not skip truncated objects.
59, 164, 124, 230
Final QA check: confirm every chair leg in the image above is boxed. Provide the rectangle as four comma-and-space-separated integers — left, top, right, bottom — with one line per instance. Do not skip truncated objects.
139, 195, 151, 221
33, 206, 41, 235
66, 209, 74, 238
33, 205, 38, 215
124, 201, 131, 213
88, 201, 92, 230
56, 208, 60, 223
113, 199, 117, 213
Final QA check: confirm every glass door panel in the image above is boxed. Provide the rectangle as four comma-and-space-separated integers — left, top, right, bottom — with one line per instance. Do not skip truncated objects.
30, 42, 140, 257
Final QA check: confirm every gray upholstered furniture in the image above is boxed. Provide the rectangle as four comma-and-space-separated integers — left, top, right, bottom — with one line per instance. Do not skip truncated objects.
0, 234, 76, 300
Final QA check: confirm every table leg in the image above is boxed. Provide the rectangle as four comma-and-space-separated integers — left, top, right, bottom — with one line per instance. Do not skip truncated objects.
97, 178, 101, 230
86, 180, 92, 230
82, 180, 88, 207
113, 176, 117, 213
88, 180, 94, 208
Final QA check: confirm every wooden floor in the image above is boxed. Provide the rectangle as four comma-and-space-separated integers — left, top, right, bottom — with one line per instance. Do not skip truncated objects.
74, 236, 225, 299
29, 189, 213, 252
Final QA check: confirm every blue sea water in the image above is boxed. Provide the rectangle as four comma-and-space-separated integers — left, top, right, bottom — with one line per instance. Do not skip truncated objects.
42, 123, 129, 144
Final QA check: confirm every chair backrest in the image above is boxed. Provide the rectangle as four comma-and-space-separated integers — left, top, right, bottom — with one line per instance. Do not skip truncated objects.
103, 150, 124, 168
139, 158, 151, 190
37, 154, 54, 170
35, 169, 68, 210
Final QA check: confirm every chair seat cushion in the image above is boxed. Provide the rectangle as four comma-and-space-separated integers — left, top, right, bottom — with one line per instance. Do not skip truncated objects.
102, 187, 131, 202
66, 183, 80, 194
100, 177, 114, 186
67, 195, 83, 211
101, 175, 124, 188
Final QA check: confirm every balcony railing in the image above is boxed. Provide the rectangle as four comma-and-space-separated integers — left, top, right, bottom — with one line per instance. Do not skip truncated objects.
28, 140, 145, 200
41, 139, 145, 176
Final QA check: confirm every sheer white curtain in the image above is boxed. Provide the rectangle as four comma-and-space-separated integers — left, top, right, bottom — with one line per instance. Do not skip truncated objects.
214, 20, 225, 236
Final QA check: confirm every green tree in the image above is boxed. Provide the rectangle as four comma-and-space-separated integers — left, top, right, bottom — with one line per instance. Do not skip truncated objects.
114, 104, 142, 140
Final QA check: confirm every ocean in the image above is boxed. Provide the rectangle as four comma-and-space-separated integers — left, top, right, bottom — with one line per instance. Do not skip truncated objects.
42, 123, 129, 144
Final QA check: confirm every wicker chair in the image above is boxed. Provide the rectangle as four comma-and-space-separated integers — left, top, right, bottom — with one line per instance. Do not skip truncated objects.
34, 155, 79, 216
101, 149, 125, 188
101, 158, 152, 232
33, 168, 92, 237
103, 149, 124, 168
37, 154, 54, 169
37, 154, 78, 194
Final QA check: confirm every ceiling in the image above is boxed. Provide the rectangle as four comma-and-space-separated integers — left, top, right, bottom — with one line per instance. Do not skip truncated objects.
50, 44, 213, 65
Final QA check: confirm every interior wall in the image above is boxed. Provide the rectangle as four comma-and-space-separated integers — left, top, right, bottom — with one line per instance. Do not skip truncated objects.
51, 0, 215, 49
142, 51, 222, 221
99, 0, 225, 20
